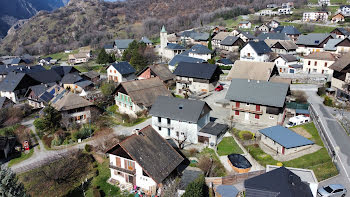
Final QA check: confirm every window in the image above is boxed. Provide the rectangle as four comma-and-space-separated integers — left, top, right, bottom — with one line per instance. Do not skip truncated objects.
114, 70, 116, 73
269, 115, 274, 119
256, 105, 260, 111
125, 160, 135, 170
158, 127, 161, 131
325, 62, 328, 67
308, 61, 311, 65
255, 114, 260, 119
130, 106, 132, 110
235, 111, 239, 115
246, 103, 250, 106
158, 117, 161, 123
176, 131, 179, 136
314, 61, 317, 66
181, 132, 184, 135
167, 118, 171, 124
167, 129, 171, 136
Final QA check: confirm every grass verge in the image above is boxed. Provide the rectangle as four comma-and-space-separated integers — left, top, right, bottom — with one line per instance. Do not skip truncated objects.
8, 149, 34, 167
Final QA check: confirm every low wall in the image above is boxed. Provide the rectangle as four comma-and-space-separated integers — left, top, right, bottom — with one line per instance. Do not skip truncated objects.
205, 170, 265, 186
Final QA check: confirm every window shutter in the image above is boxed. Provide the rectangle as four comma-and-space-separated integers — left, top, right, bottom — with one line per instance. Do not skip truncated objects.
256, 105, 260, 111
235, 111, 239, 115
236, 102, 240, 108
255, 114, 260, 119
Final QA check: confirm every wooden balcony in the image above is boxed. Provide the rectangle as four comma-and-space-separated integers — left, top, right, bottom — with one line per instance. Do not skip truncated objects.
231, 106, 263, 115
109, 164, 136, 175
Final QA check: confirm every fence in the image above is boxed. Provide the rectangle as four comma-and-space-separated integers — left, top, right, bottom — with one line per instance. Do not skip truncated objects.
205, 170, 265, 186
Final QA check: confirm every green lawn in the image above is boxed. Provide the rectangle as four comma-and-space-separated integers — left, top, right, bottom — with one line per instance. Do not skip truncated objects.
121, 116, 150, 127
217, 137, 244, 156
74, 64, 105, 73
8, 149, 34, 167
281, 22, 335, 33
246, 122, 338, 181
86, 160, 122, 197
42, 49, 79, 61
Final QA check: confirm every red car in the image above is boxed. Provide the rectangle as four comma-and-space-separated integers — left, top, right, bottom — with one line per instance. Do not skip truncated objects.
215, 85, 224, 91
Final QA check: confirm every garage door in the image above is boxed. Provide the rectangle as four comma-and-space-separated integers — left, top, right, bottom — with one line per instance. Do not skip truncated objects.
198, 135, 209, 143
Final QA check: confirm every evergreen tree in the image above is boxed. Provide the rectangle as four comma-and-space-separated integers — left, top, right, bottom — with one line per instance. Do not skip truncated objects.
182, 175, 207, 197
35, 105, 62, 132
208, 30, 213, 51
0, 166, 27, 197
96, 49, 110, 64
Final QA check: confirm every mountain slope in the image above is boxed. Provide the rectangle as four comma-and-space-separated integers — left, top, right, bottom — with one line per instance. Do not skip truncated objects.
0, 0, 68, 38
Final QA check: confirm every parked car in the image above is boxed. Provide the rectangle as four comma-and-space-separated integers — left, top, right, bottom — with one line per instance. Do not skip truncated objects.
317, 184, 347, 197
215, 85, 224, 91
285, 115, 310, 128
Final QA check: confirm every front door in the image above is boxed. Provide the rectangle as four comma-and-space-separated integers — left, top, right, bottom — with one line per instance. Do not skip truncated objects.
245, 112, 249, 121
282, 147, 285, 155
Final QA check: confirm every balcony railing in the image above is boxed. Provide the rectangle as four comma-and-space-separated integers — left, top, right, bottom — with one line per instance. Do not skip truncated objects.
232, 106, 263, 115
241, 56, 255, 60
115, 96, 133, 105
154, 122, 174, 129
109, 164, 136, 175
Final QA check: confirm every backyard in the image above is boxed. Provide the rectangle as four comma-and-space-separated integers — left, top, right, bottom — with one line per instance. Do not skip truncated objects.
217, 137, 244, 156
245, 122, 338, 181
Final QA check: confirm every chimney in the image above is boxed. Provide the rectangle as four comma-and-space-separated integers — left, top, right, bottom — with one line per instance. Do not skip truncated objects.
248, 79, 250, 82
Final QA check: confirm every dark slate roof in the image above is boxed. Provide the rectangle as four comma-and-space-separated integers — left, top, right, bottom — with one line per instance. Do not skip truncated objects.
281, 26, 301, 35
216, 185, 239, 197
110, 61, 136, 75
43, 57, 52, 62
248, 41, 272, 55
39, 91, 54, 103
277, 54, 298, 62
257, 32, 290, 41
188, 44, 213, 54
259, 126, 314, 148
240, 31, 256, 39
149, 96, 211, 123
0, 72, 26, 92
11, 58, 22, 65
109, 125, 184, 184
0, 97, 13, 109
166, 43, 186, 50
324, 39, 343, 51
104, 44, 114, 50
28, 84, 49, 96
51, 66, 79, 77
75, 80, 93, 88
82, 71, 100, 79
114, 39, 134, 49
60, 73, 83, 84
272, 26, 285, 33
225, 79, 289, 108
220, 36, 240, 46
199, 122, 228, 136
244, 167, 314, 197
332, 27, 350, 36
168, 55, 205, 67
189, 32, 210, 41
296, 33, 335, 46
179, 30, 196, 37
217, 58, 233, 65
178, 169, 203, 190
0, 65, 45, 75
173, 62, 221, 80
27, 70, 62, 84
140, 37, 153, 44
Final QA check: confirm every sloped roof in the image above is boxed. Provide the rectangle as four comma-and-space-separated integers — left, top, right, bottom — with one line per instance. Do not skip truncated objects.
61, 73, 83, 84
217, 58, 233, 65
149, 96, 211, 123
0, 72, 26, 92
27, 84, 49, 96
220, 36, 240, 46
173, 62, 220, 80
190, 32, 210, 41
277, 54, 298, 62
0, 65, 45, 75
296, 33, 334, 46
147, 64, 174, 81
247, 41, 272, 54
225, 78, 289, 108
269, 40, 297, 50
227, 61, 275, 81
213, 32, 231, 41
51, 91, 93, 111
257, 32, 291, 41
244, 167, 313, 197
324, 39, 343, 51
28, 70, 62, 84
114, 39, 134, 49
188, 44, 213, 54
119, 77, 172, 107
104, 44, 114, 50
75, 80, 93, 88
281, 26, 301, 35
51, 66, 79, 77
110, 61, 136, 76
166, 43, 186, 50
329, 52, 350, 72
168, 55, 205, 67
259, 126, 314, 148
108, 125, 184, 184
332, 27, 350, 36
140, 37, 153, 44
82, 71, 100, 79
304, 52, 338, 61
239, 31, 256, 39
199, 122, 228, 136
216, 185, 239, 197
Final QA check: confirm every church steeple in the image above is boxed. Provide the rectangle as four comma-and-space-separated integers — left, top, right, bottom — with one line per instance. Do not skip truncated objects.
161, 25, 167, 33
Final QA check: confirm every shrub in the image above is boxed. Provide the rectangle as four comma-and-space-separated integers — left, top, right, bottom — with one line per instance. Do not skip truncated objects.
33, 118, 46, 132
85, 144, 92, 152
73, 127, 92, 141
189, 148, 199, 157
219, 65, 232, 70
42, 135, 54, 148
183, 175, 207, 197
238, 131, 254, 140
317, 87, 326, 96
292, 90, 308, 104
324, 96, 333, 107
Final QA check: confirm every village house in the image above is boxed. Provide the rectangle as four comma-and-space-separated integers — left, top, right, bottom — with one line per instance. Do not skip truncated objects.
225, 79, 290, 126
244, 167, 314, 197
68, 53, 88, 65
60, 72, 93, 96
303, 52, 338, 79
324, 38, 343, 53
106, 125, 184, 196
150, 96, 228, 146
216, 58, 234, 67
137, 64, 174, 85
240, 41, 272, 62
25, 84, 51, 109
139, 36, 153, 46
81, 71, 100, 84
107, 62, 136, 82
257, 32, 291, 41
257, 9, 277, 16
296, 33, 335, 55
226, 61, 278, 81
51, 66, 80, 78
239, 21, 251, 29
173, 62, 222, 95
267, 20, 280, 29
237, 31, 256, 42
302, 12, 328, 22
331, 13, 345, 23
104, 44, 115, 54
339, 5, 350, 16
259, 125, 315, 155
114, 39, 134, 55
318, 0, 330, 6
278, 7, 293, 15
213, 26, 227, 34
219, 36, 245, 52
187, 44, 213, 61
256, 24, 270, 33
331, 28, 350, 39
273, 54, 299, 74
265, 40, 297, 54
39, 57, 52, 66
212, 32, 231, 49
168, 55, 205, 71
114, 77, 172, 116
51, 91, 95, 125
335, 37, 350, 53
280, 26, 301, 41
329, 52, 350, 101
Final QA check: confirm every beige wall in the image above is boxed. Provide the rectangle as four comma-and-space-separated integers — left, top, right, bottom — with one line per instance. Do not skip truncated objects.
303, 58, 334, 76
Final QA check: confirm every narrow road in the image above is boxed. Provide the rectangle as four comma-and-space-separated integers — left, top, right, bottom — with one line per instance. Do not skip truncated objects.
291, 84, 350, 189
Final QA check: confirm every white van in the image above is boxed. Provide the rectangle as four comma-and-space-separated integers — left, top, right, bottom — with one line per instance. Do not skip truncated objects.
286, 115, 311, 128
